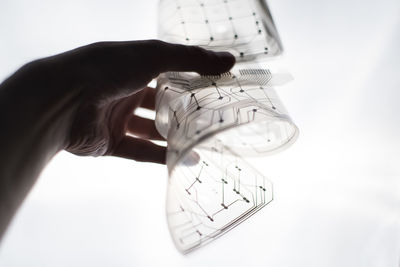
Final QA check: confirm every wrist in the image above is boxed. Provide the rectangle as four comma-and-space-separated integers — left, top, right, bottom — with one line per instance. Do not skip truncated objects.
0, 60, 83, 239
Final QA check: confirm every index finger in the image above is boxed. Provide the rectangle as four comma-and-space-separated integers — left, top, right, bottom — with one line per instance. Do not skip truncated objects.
152, 40, 236, 75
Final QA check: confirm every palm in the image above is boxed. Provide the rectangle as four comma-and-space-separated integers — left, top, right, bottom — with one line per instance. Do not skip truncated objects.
58, 40, 235, 164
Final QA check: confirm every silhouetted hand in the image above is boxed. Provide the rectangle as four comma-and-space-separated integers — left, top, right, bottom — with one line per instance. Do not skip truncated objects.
17, 40, 235, 164
0, 40, 234, 239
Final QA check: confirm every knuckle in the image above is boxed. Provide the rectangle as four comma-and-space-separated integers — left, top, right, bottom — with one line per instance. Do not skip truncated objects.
147, 39, 165, 47
85, 41, 111, 50
145, 39, 168, 56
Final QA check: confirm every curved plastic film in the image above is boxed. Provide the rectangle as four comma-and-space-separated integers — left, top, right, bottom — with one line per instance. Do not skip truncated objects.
155, 68, 298, 253
156, 0, 298, 253
158, 0, 283, 60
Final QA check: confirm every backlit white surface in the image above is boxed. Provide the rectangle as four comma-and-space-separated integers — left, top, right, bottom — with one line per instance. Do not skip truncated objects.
0, 0, 399, 266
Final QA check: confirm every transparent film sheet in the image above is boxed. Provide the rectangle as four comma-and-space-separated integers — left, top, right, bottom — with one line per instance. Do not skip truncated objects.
155, 69, 298, 253
158, 0, 283, 61
156, 0, 297, 253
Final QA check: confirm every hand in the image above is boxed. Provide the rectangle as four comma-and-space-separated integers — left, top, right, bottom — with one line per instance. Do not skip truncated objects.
36, 40, 235, 164
0, 39, 235, 238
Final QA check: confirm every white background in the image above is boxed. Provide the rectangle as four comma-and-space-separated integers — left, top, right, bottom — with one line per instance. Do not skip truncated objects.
0, 0, 400, 266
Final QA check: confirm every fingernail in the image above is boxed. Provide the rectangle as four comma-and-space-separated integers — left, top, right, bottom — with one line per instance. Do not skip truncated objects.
182, 151, 200, 166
